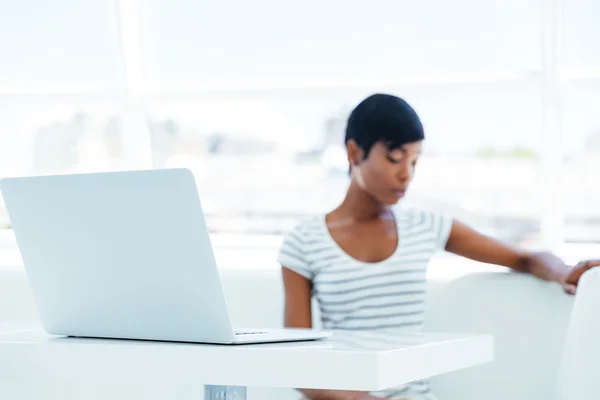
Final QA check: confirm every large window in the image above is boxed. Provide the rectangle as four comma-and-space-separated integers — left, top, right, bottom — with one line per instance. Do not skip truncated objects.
561, 0, 600, 244
562, 86, 600, 243
564, 0, 600, 72
145, 87, 544, 244
0, 0, 123, 230
142, 0, 542, 84
0, 1, 119, 89
1, 0, 599, 250
0, 101, 124, 228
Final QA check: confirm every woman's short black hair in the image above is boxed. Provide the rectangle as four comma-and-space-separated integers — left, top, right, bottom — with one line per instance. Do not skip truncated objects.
345, 93, 424, 159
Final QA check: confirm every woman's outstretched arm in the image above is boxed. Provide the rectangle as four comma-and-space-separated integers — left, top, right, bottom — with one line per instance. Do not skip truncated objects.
445, 220, 600, 294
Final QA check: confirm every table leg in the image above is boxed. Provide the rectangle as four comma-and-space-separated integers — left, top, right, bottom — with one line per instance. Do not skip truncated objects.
204, 385, 247, 400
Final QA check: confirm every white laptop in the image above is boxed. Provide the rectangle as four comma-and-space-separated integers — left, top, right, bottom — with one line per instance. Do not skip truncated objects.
0, 168, 330, 345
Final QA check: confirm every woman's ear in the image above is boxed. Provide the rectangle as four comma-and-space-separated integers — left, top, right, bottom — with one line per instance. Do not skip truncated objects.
346, 139, 363, 167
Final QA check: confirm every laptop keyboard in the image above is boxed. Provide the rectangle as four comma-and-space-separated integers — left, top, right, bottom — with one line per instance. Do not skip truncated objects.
234, 330, 267, 336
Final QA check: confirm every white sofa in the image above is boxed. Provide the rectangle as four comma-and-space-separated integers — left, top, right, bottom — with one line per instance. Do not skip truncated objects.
0, 262, 576, 400
558, 267, 600, 400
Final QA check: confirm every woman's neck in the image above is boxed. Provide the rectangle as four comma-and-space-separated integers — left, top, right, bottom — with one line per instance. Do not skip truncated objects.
331, 180, 392, 222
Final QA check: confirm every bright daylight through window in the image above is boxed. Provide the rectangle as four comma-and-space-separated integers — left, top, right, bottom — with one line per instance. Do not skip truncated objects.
0, 0, 599, 253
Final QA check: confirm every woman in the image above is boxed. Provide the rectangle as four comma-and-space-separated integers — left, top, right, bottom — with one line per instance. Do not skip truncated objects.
278, 93, 599, 400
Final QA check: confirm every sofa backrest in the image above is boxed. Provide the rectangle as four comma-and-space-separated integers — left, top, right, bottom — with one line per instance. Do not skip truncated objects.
558, 268, 600, 400
426, 271, 574, 400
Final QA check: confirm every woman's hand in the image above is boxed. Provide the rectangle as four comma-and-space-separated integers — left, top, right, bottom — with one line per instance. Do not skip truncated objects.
559, 259, 600, 295
525, 254, 600, 295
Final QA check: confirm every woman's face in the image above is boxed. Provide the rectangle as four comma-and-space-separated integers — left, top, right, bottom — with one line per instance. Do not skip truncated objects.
349, 140, 422, 205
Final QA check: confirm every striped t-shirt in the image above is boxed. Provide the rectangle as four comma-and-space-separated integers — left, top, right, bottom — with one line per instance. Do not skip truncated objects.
278, 206, 453, 400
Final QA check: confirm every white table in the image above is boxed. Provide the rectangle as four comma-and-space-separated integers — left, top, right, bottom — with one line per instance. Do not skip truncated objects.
0, 328, 493, 400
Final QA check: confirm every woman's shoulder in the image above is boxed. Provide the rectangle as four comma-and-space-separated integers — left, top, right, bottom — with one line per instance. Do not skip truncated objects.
279, 214, 329, 252
277, 214, 327, 279
393, 204, 450, 222
284, 214, 326, 236
394, 204, 453, 248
